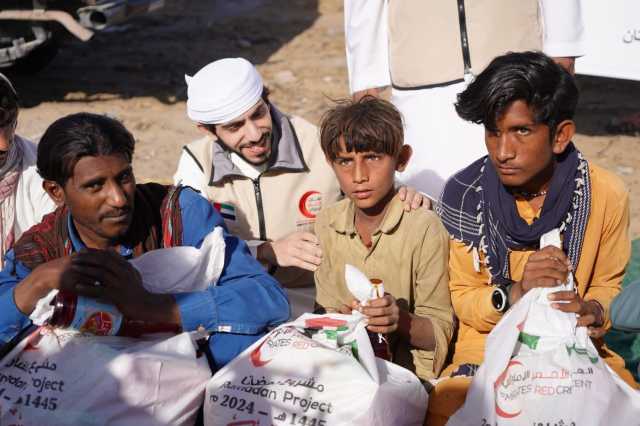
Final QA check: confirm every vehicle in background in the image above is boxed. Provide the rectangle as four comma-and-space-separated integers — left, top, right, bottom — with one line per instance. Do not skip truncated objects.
0, 0, 164, 73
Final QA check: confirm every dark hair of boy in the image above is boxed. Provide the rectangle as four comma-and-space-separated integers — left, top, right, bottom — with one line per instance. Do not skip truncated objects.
455, 51, 579, 138
0, 75, 18, 129
319, 96, 404, 161
37, 113, 135, 185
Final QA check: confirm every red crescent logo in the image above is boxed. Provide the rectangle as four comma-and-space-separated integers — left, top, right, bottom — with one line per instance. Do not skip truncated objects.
304, 317, 348, 329
494, 360, 524, 418
299, 191, 321, 219
250, 338, 272, 367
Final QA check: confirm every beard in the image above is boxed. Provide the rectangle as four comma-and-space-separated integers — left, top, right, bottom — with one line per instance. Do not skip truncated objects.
237, 131, 272, 165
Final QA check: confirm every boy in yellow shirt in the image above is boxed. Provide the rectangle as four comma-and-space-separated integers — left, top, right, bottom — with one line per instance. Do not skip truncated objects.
313, 97, 454, 381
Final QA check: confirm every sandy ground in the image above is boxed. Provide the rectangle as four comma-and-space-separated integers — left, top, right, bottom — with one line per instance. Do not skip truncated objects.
8, 0, 640, 237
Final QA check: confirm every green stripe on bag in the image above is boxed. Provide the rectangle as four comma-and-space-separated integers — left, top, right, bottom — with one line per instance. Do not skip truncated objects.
518, 331, 540, 350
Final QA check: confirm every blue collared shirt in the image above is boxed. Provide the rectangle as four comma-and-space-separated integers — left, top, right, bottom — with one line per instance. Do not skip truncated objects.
0, 188, 289, 366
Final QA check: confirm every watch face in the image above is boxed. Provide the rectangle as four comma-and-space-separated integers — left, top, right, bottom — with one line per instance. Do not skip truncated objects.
492, 287, 506, 311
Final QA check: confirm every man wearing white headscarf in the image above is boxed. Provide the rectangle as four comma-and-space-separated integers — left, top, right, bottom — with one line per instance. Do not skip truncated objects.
175, 59, 426, 316
174, 58, 340, 316
0, 74, 54, 268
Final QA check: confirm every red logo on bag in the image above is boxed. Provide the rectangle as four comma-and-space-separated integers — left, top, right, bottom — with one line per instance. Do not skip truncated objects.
250, 339, 273, 367
304, 317, 347, 329
81, 312, 115, 336
494, 360, 524, 418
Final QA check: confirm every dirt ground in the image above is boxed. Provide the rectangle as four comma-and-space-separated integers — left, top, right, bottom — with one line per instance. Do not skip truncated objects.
8, 0, 640, 237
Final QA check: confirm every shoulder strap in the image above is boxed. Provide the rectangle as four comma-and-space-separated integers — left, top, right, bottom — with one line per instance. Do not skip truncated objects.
14, 207, 70, 270
160, 185, 184, 248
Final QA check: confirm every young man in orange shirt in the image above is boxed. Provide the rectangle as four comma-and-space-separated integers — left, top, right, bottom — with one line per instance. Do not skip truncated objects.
433, 51, 637, 425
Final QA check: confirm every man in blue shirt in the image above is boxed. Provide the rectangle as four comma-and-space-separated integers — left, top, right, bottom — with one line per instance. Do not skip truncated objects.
0, 112, 289, 368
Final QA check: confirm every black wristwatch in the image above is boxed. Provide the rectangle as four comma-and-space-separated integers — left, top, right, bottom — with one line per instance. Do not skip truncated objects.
491, 284, 510, 313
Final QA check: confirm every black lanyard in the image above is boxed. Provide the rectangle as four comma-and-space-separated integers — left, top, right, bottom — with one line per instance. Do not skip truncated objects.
457, 0, 473, 81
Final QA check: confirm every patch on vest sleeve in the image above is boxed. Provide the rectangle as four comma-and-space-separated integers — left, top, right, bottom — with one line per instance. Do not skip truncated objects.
296, 191, 322, 233
213, 202, 236, 221
298, 191, 322, 218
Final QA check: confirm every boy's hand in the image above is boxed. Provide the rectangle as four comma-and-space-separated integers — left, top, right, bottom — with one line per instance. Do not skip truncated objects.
398, 186, 432, 211
509, 246, 571, 304
548, 291, 606, 337
259, 231, 322, 271
359, 294, 400, 334
336, 300, 358, 315
521, 246, 571, 292
510, 246, 604, 337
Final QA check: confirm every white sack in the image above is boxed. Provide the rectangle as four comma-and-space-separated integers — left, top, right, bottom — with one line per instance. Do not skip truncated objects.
204, 313, 427, 426
29, 226, 226, 325
0, 327, 211, 426
447, 230, 640, 425
6, 227, 227, 425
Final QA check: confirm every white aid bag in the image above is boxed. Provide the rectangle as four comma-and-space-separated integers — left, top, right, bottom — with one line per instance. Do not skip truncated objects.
447, 230, 640, 426
204, 313, 427, 426
29, 227, 227, 324
0, 227, 227, 426
0, 328, 211, 426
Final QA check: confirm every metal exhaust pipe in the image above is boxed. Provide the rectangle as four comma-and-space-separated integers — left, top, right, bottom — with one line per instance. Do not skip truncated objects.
77, 1, 128, 31
0, 9, 94, 41
77, 0, 164, 31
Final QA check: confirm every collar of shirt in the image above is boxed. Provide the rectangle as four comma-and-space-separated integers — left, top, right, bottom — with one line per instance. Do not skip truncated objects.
514, 196, 542, 225
230, 152, 266, 180
66, 212, 134, 258
329, 192, 405, 236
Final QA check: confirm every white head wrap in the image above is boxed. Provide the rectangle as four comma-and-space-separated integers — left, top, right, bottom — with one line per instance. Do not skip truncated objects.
185, 58, 264, 125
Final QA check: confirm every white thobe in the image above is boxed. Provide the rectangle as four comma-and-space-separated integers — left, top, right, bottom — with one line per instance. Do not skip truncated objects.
344, 0, 585, 199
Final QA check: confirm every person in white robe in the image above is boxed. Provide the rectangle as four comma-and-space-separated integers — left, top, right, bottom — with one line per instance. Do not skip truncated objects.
344, 0, 585, 199
0, 74, 55, 267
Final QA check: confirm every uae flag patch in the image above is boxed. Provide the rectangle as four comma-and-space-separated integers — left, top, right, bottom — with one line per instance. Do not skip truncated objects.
213, 202, 236, 221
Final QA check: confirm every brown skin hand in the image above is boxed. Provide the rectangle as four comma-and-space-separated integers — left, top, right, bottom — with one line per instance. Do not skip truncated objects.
347, 296, 436, 351
508, 246, 604, 335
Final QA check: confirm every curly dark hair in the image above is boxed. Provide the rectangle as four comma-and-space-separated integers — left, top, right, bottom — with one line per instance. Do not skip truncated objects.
455, 51, 578, 136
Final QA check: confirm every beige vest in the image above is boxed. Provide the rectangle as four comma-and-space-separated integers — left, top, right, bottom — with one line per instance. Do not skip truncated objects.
185, 113, 341, 288
388, 0, 542, 88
